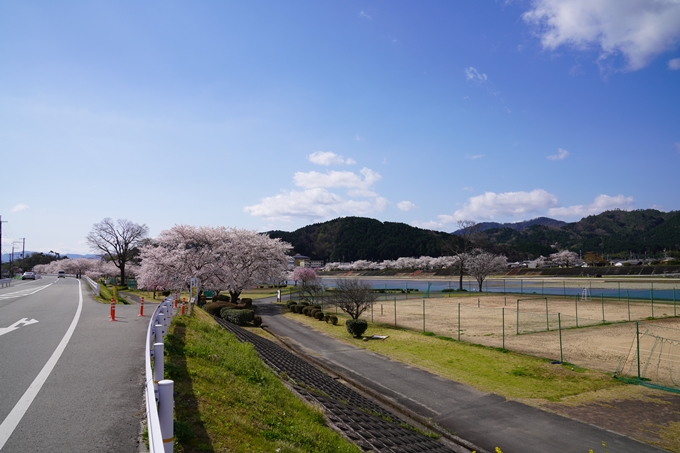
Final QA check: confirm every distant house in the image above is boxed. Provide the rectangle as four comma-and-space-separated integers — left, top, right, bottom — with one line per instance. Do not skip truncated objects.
292, 254, 310, 267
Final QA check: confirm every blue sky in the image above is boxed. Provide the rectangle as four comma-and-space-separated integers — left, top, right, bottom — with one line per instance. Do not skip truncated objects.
1, 0, 679, 255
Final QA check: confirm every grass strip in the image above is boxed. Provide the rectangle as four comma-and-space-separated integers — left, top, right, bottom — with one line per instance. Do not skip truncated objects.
165, 309, 361, 453
283, 310, 622, 402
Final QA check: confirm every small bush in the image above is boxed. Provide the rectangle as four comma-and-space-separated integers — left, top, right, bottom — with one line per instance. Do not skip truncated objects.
299, 302, 310, 307
302, 306, 312, 316
329, 315, 338, 325
346, 319, 368, 338
312, 305, 321, 310
286, 301, 298, 309
220, 308, 255, 326
253, 315, 263, 327
162, 290, 172, 297
294, 305, 304, 314
197, 296, 207, 308
241, 298, 253, 308
314, 311, 325, 320
309, 309, 320, 318
216, 294, 231, 302
203, 302, 232, 316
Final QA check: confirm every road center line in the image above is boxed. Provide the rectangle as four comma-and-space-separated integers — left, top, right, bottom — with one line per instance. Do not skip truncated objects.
0, 280, 83, 450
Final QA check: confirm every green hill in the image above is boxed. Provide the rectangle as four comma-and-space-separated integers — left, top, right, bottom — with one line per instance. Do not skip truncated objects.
267, 210, 680, 263
267, 217, 463, 262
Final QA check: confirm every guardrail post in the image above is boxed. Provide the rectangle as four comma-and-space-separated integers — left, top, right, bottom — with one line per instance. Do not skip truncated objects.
158, 380, 174, 453
155, 324, 166, 343
154, 342, 164, 401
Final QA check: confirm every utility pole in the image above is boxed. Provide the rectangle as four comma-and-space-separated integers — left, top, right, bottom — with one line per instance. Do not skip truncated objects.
20, 238, 25, 260
0, 216, 6, 277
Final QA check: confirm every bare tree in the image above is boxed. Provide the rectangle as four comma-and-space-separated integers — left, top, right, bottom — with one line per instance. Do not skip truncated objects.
465, 249, 508, 292
452, 220, 480, 290
86, 218, 149, 285
329, 278, 377, 320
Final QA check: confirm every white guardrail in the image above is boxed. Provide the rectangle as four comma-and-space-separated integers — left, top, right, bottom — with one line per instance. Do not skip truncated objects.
83, 275, 100, 297
145, 297, 176, 453
0, 278, 11, 288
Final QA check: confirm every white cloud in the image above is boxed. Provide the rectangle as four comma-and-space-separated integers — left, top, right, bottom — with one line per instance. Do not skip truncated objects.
465, 67, 488, 83
669, 58, 680, 70
245, 162, 387, 221
244, 189, 387, 221
548, 194, 635, 218
308, 151, 355, 166
547, 148, 570, 160
294, 167, 381, 191
359, 10, 372, 20
523, 0, 680, 71
11, 204, 29, 213
466, 154, 485, 160
397, 201, 417, 211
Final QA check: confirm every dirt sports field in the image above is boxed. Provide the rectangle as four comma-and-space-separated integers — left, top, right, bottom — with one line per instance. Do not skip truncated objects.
366, 294, 680, 386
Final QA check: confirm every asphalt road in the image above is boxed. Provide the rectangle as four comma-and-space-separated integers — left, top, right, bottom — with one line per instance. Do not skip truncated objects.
255, 297, 668, 453
0, 277, 148, 453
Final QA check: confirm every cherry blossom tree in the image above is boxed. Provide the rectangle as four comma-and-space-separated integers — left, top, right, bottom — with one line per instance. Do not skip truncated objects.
550, 250, 580, 267
292, 267, 324, 303
465, 250, 508, 292
139, 225, 292, 301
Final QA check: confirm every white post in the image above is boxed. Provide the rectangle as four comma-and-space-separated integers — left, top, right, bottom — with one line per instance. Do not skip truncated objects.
158, 379, 174, 453
155, 324, 166, 343
153, 342, 164, 402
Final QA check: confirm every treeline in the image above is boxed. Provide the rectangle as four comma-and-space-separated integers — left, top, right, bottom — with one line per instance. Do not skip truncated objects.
267, 210, 680, 263
481, 209, 680, 259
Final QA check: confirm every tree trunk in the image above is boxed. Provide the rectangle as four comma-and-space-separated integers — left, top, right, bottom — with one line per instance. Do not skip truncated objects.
229, 290, 242, 302
478, 279, 484, 292
458, 265, 464, 291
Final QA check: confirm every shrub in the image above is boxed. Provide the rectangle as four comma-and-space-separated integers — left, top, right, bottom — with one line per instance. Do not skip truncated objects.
314, 311, 325, 320
203, 302, 232, 316
220, 308, 255, 326
241, 298, 253, 308
289, 304, 298, 312
345, 319, 368, 338
162, 290, 171, 297
286, 301, 298, 309
294, 305, 304, 314
253, 315, 263, 327
309, 309, 320, 318
329, 315, 338, 325
312, 305, 321, 310
299, 302, 310, 307
302, 306, 312, 316
197, 296, 207, 308
216, 294, 231, 302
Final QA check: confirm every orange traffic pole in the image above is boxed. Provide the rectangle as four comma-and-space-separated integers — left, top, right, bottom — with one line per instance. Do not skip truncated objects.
173, 297, 178, 309
110, 298, 116, 321
181, 297, 186, 315
138, 296, 145, 316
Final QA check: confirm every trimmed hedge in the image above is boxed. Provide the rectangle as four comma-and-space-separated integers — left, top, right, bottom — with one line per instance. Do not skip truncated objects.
220, 308, 255, 326
253, 315, 262, 327
314, 311, 325, 320
204, 302, 232, 316
345, 319, 368, 338
328, 315, 338, 325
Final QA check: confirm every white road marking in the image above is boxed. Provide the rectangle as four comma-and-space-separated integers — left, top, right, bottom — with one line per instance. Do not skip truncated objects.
0, 280, 83, 450
0, 282, 54, 300
0, 318, 39, 337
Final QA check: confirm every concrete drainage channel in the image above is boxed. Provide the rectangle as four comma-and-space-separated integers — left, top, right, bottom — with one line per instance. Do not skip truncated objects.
212, 317, 485, 453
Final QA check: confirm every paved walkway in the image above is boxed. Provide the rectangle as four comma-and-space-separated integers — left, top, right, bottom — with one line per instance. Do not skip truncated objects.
252, 298, 668, 453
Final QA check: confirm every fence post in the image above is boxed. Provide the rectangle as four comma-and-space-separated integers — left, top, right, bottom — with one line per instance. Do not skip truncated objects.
674, 288, 677, 317
627, 294, 631, 322
618, 281, 621, 301
458, 303, 461, 341
651, 293, 655, 319
636, 322, 641, 381
558, 313, 563, 363
422, 299, 425, 332
601, 294, 605, 324
504, 296, 506, 306
575, 296, 579, 328
563, 280, 566, 298
516, 299, 519, 335
502, 308, 505, 350
545, 298, 549, 331
371, 302, 373, 323
394, 297, 397, 328
158, 379, 174, 453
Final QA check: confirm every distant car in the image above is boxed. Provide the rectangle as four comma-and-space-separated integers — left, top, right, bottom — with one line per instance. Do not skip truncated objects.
22, 272, 36, 280
57, 271, 66, 278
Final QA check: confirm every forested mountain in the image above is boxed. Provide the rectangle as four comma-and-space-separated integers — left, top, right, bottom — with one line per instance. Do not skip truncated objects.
267, 210, 680, 263
480, 209, 680, 259
453, 217, 566, 234
268, 217, 463, 262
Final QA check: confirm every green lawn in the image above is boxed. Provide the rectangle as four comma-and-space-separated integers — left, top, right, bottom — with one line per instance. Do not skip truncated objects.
282, 308, 623, 402
165, 310, 361, 453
